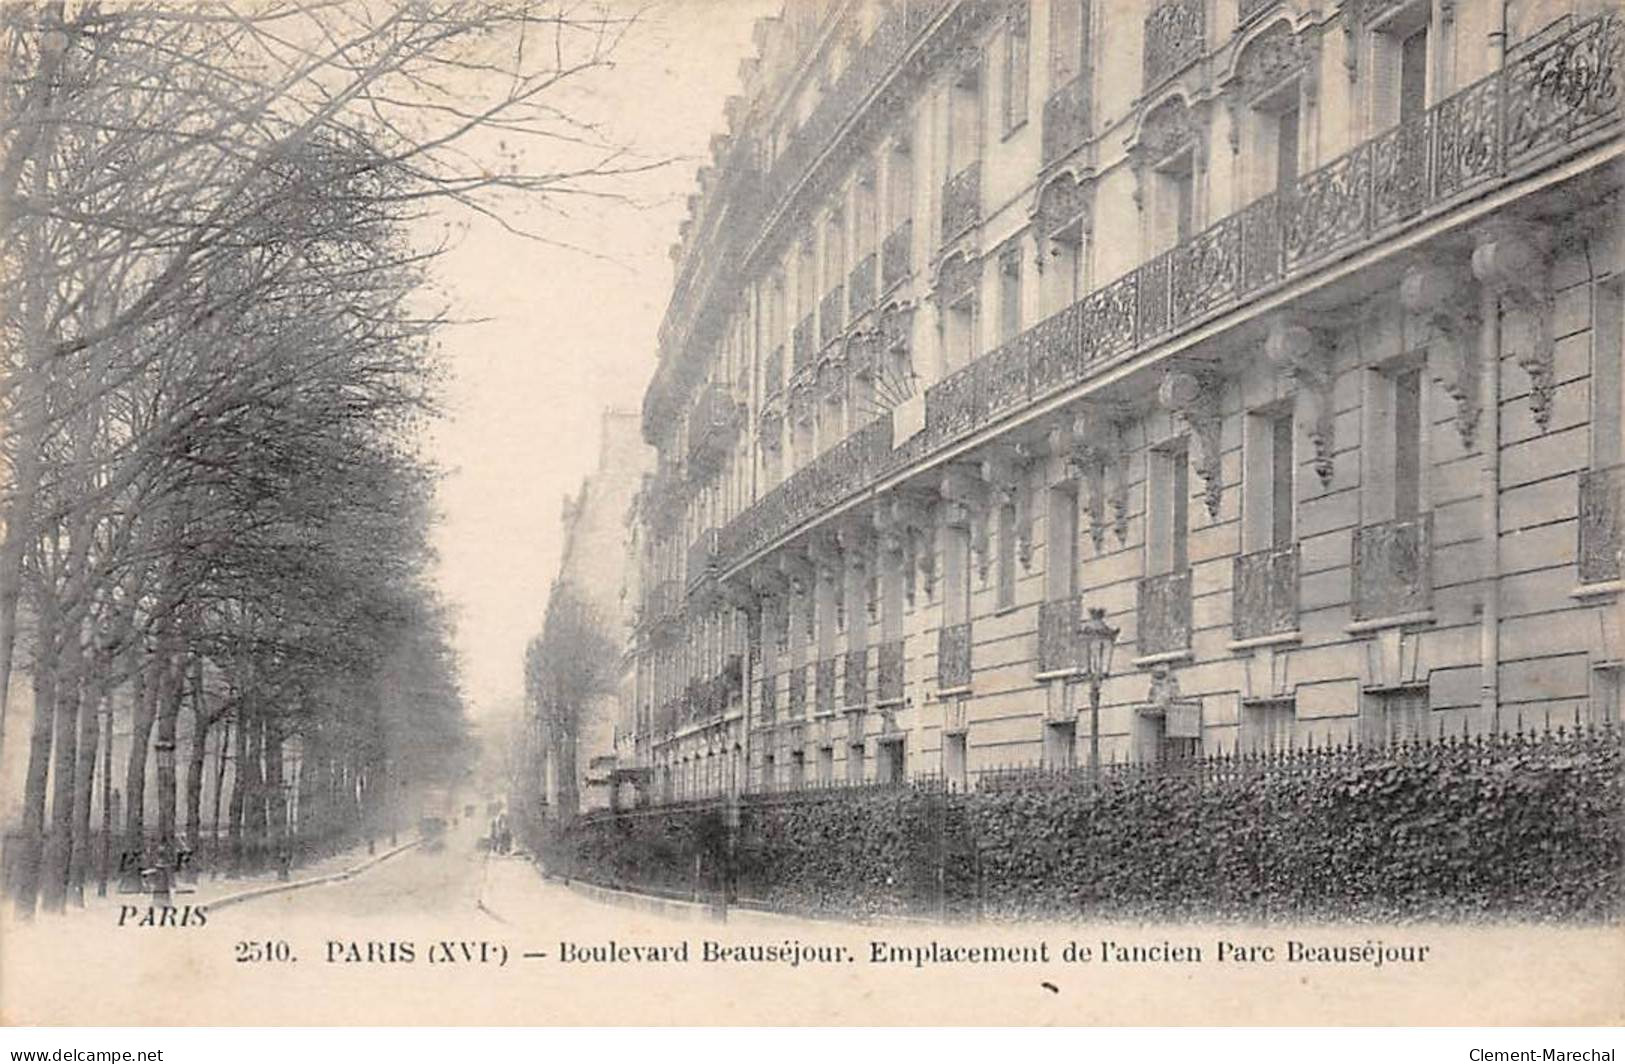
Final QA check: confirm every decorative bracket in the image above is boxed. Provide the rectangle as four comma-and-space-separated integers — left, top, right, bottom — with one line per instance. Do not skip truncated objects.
1400, 261, 1481, 450
1265, 316, 1339, 488
981, 444, 1034, 572
1157, 364, 1226, 519
1067, 407, 1131, 551
940, 464, 990, 583
1472, 222, 1555, 432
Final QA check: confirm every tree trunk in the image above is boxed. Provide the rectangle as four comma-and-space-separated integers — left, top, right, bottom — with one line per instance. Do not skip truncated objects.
98, 685, 114, 897
228, 699, 248, 872
264, 717, 286, 875
152, 647, 182, 900
210, 718, 230, 875
66, 649, 103, 907
183, 657, 208, 878
241, 712, 266, 873
122, 650, 157, 892
40, 617, 84, 913
11, 650, 57, 920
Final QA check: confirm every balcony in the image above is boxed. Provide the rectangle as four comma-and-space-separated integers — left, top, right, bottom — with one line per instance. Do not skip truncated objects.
1036, 595, 1083, 675
938, 622, 972, 690
1041, 76, 1090, 169
1239, 0, 1276, 25
848, 254, 877, 317
686, 528, 719, 590
1579, 464, 1623, 585
941, 163, 980, 243
877, 639, 905, 704
788, 665, 807, 718
816, 657, 838, 715
1233, 544, 1299, 642
686, 384, 742, 474
763, 345, 784, 398
1137, 570, 1192, 658
881, 220, 913, 292
643, 579, 681, 627
844, 646, 867, 707
1352, 514, 1432, 622
819, 284, 846, 348
792, 314, 814, 373
705, 14, 1620, 583
1143, 0, 1204, 89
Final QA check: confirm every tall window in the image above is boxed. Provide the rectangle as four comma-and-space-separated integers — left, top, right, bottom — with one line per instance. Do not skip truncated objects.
1591, 277, 1623, 469
817, 745, 834, 783
1002, 5, 1030, 134
887, 141, 913, 230
999, 245, 1022, 342
948, 59, 983, 179
1399, 27, 1429, 122
1393, 366, 1423, 520
1244, 408, 1295, 552
1374, 8, 1431, 129
847, 739, 865, 783
1275, 105, 1300, 193
1045, 721, 1076, 768
1046, 485, 1078, 599
1149, 442, 1190, 574
1049, 0, 1088, 84
996, 502, 1017, 610
1271, 412, 1295, 547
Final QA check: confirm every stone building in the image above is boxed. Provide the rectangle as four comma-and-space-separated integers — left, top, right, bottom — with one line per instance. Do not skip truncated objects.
534, 409, 652, 813
629, 0, 1623, 802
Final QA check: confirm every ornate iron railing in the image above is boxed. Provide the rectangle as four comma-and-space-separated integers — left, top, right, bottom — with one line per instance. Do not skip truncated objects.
1233, 544, 1299, 641
820, 284, 846, 347
708, 14, 1621, 580
845, 646, 868, 707
941, 162, 981, 242
1137, 569, 1192, 657
686, 384, 742, 472
849, 253, 877, 316
1352, 514, 1433, 621
1037, 595, 1082, 674
882, 219, 913, 292
788, 665, 808, 718
1239, 0, 1275, 25
816, 657, 838, 715
1580, 464, 1623, 584
877, 639, 905, 704
938, 622, 972, 689
686, 529, 720, 589
1143, 0, 1204, 89
1041, 75, 1090, 168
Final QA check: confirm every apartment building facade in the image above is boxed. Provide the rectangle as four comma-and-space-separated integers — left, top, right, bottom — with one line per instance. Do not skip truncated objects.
629, 0, 1624, 802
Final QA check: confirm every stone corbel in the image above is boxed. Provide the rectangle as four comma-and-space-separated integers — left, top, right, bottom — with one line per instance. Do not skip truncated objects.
1067, 407, 1131, 551
981, 444, 1034, 571
1400, 261, 1481, 450
1472, 223, 1555, 432
1157, 365, 1226, 519
941, 464, 990, 583
1265, 317, 1339, 488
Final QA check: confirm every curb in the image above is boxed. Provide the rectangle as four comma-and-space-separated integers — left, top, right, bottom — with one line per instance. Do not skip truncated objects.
206, 839, 423, 911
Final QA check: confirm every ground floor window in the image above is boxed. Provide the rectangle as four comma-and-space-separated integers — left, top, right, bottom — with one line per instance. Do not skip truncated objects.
1044, 720, 1076, 769
847, 742, 865, 784
817, 745, 834, 783
1242, 697, 1296, 753
943, 732, 967, 789
1365, 685, 1430, 745
877, 738, 905, 783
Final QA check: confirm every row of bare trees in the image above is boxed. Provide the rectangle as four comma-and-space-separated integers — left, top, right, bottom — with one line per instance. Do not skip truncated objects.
1, 0, 648, 917
521, 589, 621, 821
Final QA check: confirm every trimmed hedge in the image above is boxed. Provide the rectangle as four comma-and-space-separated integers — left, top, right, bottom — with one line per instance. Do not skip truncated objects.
539, 724, 1623, 922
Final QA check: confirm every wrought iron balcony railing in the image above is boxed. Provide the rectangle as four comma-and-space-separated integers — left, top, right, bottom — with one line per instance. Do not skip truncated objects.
881, 219, 913, 292
1233, 543, 1299, 641
1138, 569, 1192, 657
686, 528, 720, 589
1041, 75, 1090, 168
820, 284, 846, 348
1579, 464, 1623, 585
848, 253, 877, 317
686, 384, 742, 473
938, 621, 972, 689
816, 657, 838, 715
877, 639, 905, 704
1352, 514, 1433, 621
844, 646, 868, 707
941, 162, 981, 242
709, 14, 1620, 581
788, 664, 808, 718
1036, 595, 1083, 674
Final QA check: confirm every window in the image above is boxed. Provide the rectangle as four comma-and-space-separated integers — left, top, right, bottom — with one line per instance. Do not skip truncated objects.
878, 738, 906, 782
1365, 686, 1430, 744
1275, 105, 1300, 194
1002, 6, 1030, 134
1045, 721, 1076, 768
762, 752, 775, 790
944, 517, 972, 624
1244, 408, 1295, 552
1243, 698, 1295, 752
1153, 153, 1197, 252
944, 732, 968, 789
1149, 442, 1191, 574
847, 740, 865, 783
948, 62, 982, 176
945, 297, 977, 373
887, 141, 913, 230
817, 745, 834, 783
1044, 232, 1083, 314
1049, 0, 1088, 85
790, 748, 805, 788
1372, 8, 1431, 129
1047, 486, 1078, 599
1592, 277, 1623, 469
999, 245, 1022, 342
1173, 165, 1195, 243
1393, 366, 1423, 520
1399, 27, 1428, 123
996, 502, 1018, 610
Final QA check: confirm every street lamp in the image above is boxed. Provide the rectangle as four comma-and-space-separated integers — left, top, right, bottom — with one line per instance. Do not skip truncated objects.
1077, 607, 1119, 777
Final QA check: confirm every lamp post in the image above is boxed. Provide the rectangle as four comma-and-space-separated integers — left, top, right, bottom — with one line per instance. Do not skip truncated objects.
1077, 607, 1119, 778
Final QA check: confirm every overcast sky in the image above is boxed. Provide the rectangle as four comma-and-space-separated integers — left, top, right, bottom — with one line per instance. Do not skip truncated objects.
425, 0, 777, 721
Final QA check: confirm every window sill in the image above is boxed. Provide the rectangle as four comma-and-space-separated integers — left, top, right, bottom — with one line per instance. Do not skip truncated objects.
1345, 611, 1436, 635
933, 685, 972, 700
1130, 648, 1193, 668
1227, 630, 1302, 653
1571, 580, 1624, 600
1034, 667, 1085, 682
